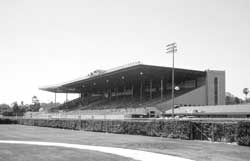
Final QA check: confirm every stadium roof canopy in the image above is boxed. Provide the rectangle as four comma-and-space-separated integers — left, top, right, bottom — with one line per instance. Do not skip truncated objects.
39, 62, 206, 93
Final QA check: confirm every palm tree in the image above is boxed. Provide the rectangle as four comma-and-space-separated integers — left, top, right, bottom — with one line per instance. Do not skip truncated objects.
243, 88, 249, 102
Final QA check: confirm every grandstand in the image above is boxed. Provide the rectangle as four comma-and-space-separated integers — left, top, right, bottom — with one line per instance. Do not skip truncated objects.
39, 62, 225, 119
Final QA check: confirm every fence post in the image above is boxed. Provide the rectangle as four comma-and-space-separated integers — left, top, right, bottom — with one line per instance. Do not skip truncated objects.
78, 115, 81, 130
47, 115, 50, 127
212, 123, 215, 142
201, 124, 203, 140
190, 122, 193, 140
223, 123, 225, 142
235, 123, 238, 143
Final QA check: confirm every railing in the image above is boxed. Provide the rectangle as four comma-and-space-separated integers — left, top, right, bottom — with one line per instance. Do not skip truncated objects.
2, 115, 250, 122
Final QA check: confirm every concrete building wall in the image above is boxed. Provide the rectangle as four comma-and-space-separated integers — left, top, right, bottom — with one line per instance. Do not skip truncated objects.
174, 85, 207, 106
155, 70, 226, 111
206, 70, 226, 105
155, 85, 207, 111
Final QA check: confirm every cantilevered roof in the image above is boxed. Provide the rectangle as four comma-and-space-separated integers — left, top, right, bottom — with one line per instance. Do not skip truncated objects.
39, 62, 206, 93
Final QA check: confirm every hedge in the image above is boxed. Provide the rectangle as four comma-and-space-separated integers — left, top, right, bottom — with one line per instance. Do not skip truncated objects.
0, 118, 250, 146
237, 121, 250, 146
0, 118, 17, 124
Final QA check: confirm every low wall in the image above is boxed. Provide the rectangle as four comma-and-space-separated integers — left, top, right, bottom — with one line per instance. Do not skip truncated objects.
24, 113, 126, 120
0, 118, 249, 146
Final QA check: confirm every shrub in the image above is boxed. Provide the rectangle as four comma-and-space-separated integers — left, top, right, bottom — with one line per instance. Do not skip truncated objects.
1, 118, 250, 147
237, 121, 250, 146
0, 118, 17, 124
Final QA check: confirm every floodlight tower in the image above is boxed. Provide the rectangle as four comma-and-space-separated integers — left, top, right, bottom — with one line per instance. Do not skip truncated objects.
166, 43, 177, 118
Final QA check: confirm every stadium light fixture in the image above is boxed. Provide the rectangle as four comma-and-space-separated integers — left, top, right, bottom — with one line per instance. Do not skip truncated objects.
140, 72, 143, 76
175, 86, 180, 91
166, 42, 177, 118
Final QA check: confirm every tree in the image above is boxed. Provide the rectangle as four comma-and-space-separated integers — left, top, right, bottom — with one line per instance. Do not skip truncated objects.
234, 97, 242, 104
243, 88, 249, 102
225, 92, 242, 105
2, 102, 25, 116
0, 104, 10, 114
32, 96, 39, 104
31, 96, 40, 111
12, 102, 19, 115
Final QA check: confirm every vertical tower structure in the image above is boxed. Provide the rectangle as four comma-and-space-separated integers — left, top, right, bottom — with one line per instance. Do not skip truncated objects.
206, 70, 226, 105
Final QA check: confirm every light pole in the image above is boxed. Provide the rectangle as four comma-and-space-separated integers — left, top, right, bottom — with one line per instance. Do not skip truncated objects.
166, 43, 177, 118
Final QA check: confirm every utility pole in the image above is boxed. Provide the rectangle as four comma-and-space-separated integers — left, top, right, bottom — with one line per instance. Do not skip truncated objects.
166, 43, 177, 118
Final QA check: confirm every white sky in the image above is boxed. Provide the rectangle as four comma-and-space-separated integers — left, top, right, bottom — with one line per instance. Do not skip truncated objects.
0, 0, 249, 104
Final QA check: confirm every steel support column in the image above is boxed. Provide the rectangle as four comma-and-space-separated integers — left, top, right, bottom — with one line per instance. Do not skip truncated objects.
140, 80, 143, 102
82, 92, 85, 99
66, 93, 68, 103
150, 80, 153, 100
131, 84, 134, 98
109, 88, 112, 100
161, 79, 163, 100
166, 42, 177, 118
171, 50, 175, 118
54, 92, 57, 104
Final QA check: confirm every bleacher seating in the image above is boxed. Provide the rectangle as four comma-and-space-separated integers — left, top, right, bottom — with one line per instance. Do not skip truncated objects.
50, 95, 104, 112
47, 87, 198, 118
